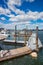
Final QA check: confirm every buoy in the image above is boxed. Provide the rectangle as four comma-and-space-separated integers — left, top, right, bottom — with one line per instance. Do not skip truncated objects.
30, 52, 37, 58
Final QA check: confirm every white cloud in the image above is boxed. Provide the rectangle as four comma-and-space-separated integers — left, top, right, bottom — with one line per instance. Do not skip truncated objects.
7, 0, 25, 15
27, 11, 43, 20
5, 9, 11, 14
0, 17, 6, 20
9, 11, 43, 22
0, 0, 35, 16
0, 7, 11, 15
8, 0, 21, 6
38, 12, 43, 20
26, 0, 35, 2
7, 14, 15, 17
7, 0, 43, 22
0, 0, 24, 16
0, 7, 5, 15
8, 4, 25, 15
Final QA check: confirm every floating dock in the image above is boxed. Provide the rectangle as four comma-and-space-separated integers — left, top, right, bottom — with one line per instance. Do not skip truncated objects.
0, 46, 32, 62
3, 40, 25, 46
3, 40, 25, 44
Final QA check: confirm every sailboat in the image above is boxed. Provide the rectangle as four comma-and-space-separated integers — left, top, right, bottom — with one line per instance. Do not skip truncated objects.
26, 33, 42, 50
26, 26, 43, 51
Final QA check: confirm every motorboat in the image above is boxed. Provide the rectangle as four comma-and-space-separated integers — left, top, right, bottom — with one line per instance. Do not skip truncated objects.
0, 30, 8, 40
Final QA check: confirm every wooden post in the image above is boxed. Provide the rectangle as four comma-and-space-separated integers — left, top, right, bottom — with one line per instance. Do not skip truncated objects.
15, 25, 17, 43
24, 29, 26, 45
36, 26, 38, 51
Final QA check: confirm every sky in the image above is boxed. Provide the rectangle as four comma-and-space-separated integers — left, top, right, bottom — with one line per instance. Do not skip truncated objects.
0, 0, 43, 29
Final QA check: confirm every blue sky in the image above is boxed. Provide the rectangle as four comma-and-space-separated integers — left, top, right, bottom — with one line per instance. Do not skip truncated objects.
0, 0, 43, 29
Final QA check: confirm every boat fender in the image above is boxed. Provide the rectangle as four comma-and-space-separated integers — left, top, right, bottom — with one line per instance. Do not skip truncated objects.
30, 52, 37, 58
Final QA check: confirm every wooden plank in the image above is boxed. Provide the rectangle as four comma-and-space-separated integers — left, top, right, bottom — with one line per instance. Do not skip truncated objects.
0, 46, 32, 62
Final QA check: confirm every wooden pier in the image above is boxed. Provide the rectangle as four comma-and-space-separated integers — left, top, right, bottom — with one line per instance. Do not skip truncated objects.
0, 46, 32, 62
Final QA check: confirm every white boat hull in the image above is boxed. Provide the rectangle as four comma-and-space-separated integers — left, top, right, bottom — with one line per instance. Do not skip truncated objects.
0, 34, 8, 40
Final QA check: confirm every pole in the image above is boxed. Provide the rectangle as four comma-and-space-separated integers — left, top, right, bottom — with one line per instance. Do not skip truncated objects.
36, 26, 38, 51
24, 29, 26, 46
15, 25, 17, 43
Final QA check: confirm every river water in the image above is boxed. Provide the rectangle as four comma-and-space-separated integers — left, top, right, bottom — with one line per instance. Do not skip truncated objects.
0, 31, 43, 65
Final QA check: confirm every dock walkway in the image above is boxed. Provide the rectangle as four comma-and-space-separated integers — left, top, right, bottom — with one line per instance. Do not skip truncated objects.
0, 46, 32, 62
3, 40, 27, 46
3, 40, 25, 44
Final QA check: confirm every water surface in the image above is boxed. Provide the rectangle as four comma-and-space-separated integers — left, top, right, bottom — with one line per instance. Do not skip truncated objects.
0, 31, 43, 65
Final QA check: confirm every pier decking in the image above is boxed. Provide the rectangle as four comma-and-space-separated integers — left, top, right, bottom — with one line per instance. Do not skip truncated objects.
0, 46, 32, 62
